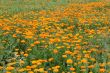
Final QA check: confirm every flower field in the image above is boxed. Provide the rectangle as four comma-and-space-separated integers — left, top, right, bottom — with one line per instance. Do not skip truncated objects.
0, 0, 110, 73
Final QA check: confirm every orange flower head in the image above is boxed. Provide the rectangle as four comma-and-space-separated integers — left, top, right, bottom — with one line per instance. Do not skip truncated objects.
70, 67, 75, 71
66, 59, 73, 64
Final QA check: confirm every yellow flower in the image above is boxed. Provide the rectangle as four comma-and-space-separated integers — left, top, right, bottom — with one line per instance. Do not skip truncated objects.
12, 34, 17, 38
70, 67, 75, 71
24, 53, 28, 57
48, 58, 54, 62
6, 66, 14, 71
28, 71, 34, 73
48, 68, 52, 70
18, 68, 25, 72
34, 69, 39, 72
31, 65, 37, 69
65, 51, 72, 54
0, 66, 3, 70
44, 71, 48, 73
6, 72, 11, 73
55, 65, 60, 69
99, 68, 105, 72
30, 44, 35, 47
80, 66, 86, 69
53, 49, 58, 54
34, 41, 40, 45
88, 65, 94, 68
62, 55, 67, 58
83, 50, 87, 53
21, 40, 26, 43
66, 59, 73, 64
99, 63, 106, 67
32, 60, 37, 64
38, 68, 44, 72
81, 58, 87, 63
7, 62, 16, 66
20, 60, 24, 64
26, 66, 32, 69
53, 68, 59, 72
90, 58, 96, 62
27, 48, 32, 51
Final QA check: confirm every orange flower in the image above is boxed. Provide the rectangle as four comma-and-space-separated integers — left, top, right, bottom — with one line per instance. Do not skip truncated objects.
0, 66, 3, 70
55, 65, 60, 69
26, 66, 32, 70
30, 44, 35, 47
12, 34, 17, 38
53, 49, 58, 54
38, 68, 44, 72
34, 41, 40, 44
6, 72, 11, 73
31, 65, 37, 69
53, 68, 59, 72
18, 68, 25, 72
90, 58, 96, 62
48, 58, 54, 62
88, 65, 94, 68
99, 63, 106, 67
80, 66, 86, 69
6, 66, 14, 71
81, 58, 87, 63
66, 59, 73, 64
28, 71, 34, 73
20, 60, 24, 64
99, 68, 106, 72
21, 40, 26, 43
70, 67, 75, 71
24, 53, 28, 57
65, 51, 72, 54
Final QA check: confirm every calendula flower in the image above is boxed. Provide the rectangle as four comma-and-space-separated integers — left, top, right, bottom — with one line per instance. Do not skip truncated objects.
34, 41, 40, 44
31, 65, 37, 69
65, 51, 72, 54
48, 58, 54, 62
38, 68, 44, 72
6, 72, 11, 73
53, 49, 58, 54
66, 59, 73, 64
28, 71, 34, 73
0, 66, 3, 70
55, 65, 60, 69
88, 65, 94, 68
6, 66, 14, 71
99, 63, 106, 67
81, 58, 87, 63
70, 67, 75, 71
80, 66, 86, 69
21, 40, 26, 43
26, 66, 32, 69
53, 68, 59, 72
12, 34, 17, 38
99, 68, 106, 72
34, 69, 39, 72
18, 68, 25, 72
30, 44, 35, 47
62, 55, 67, 58
24, 53, 28, 57
32, 60, 37, 64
